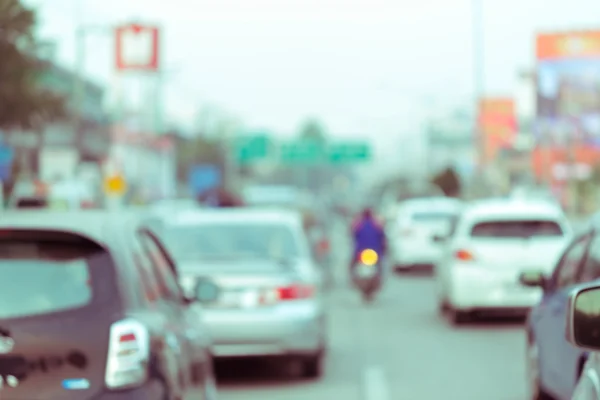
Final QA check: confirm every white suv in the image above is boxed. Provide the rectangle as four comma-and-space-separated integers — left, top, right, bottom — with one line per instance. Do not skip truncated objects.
435, 199, 572, 324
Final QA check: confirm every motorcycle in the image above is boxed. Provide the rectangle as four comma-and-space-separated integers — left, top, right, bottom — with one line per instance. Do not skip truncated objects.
351, 249, 382, 303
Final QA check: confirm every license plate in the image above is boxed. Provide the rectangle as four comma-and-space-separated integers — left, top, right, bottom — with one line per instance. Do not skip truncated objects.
0, 356, 26, 376
218, 289, 259, 308
356, 265, 377, 278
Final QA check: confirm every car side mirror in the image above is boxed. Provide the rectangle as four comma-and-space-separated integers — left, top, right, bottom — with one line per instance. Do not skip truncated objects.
190, 278, 220, 304
518, 271, 548, 289
433, 235, 447, 243
566, 285, 600, 351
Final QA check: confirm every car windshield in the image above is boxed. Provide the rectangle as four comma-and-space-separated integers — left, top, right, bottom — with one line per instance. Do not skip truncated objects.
470, 220, 563, 238
164, 223, 301, 262
411, 211, 456, 222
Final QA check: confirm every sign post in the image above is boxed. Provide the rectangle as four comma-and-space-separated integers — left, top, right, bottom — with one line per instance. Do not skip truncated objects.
103, 174, 127, 210
327, 142, 371, 164
188, 165, 221, 200
114, 23, 161, 198
279, 140, 324, 164
234, 135, 270, 164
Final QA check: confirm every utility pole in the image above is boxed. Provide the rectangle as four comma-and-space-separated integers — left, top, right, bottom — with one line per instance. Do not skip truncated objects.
72, 0, 86, 158
472, 0, 485, 169
568, 117, 579, 215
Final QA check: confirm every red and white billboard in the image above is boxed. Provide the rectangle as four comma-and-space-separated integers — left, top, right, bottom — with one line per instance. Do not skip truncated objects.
115, 23, 160, 71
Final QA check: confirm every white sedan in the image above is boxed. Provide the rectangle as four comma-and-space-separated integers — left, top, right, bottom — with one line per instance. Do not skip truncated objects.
387, 197, 462, 270
435, 199, 572, 324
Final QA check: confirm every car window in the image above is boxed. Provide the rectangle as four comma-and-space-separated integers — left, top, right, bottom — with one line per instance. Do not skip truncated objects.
578, 233, 600, 283
411, 211, 456, 222
470, 219, 563, 238
130, 236, 160, 304
138, 232, 182, 302
553, 235, 590, 290
0, 232, 107, 319
164, 222, 301, 262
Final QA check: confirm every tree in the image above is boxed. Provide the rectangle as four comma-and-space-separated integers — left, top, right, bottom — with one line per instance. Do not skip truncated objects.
175, 135, 225, 183
299, 118, 327, 144
431, 167, 461, 197
0, 0, 67, 130
296, 118, 331, 191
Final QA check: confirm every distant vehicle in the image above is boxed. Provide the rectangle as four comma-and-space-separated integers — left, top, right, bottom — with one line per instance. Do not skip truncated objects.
8, 179, 98, 210
242, 185, 310, 208
0, 211, 217, 399
160, 208, 327, 379
566, 284, 600, 400
13, 196, 48, 209
351, 249, 383, 303
510, 186, 560, 206
435, 199, 572, 324
151, 198, 200, 213
522, 213, 600, 400
8, 180, 49, 209
387, 197, 462, 271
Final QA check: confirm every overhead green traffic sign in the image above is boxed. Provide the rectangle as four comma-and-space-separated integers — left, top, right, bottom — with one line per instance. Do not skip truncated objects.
279, 140, 324, 164
234, 135, 270, 164
328, 142, 371, 164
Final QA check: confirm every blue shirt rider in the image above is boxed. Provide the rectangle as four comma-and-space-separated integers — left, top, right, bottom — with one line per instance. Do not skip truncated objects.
351, 208, 387, 265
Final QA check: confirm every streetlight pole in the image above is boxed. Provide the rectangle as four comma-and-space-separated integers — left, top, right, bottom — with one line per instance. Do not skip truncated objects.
472, 0, 485, 169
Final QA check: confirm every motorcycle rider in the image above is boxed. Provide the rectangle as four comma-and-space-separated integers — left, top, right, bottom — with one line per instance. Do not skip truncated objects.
350, 207, 387, 276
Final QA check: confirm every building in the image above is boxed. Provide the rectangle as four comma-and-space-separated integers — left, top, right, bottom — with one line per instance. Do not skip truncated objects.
426, 111, 477, 185
4, 61, 110, 183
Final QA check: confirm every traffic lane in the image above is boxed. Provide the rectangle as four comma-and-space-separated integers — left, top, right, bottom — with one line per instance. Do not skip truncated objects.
209, 291, 362, 400
352, 273, 527, 400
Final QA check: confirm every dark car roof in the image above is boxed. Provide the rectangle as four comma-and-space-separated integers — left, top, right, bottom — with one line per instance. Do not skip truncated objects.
0, 210, 145, 246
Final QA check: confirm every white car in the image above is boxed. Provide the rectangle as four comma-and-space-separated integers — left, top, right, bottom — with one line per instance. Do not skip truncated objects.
435, 199, 572, 324
387, 197, 463, 270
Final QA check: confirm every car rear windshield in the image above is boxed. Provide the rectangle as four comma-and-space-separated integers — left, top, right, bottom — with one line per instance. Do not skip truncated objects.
411, 211, 456, 222
0, 230, 108, 319
165, 223, 301, 262
470, 220, 563, 238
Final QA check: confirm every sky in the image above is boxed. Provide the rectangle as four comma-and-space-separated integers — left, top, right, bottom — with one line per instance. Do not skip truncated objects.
23, 0, 600, 174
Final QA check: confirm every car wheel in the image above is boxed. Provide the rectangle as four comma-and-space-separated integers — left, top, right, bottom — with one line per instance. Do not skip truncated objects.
201, 371, 218, 400
437, 299, 449, 315
448, 307, 470, 325
301, 350, 325, 379
527, 339, 552, 400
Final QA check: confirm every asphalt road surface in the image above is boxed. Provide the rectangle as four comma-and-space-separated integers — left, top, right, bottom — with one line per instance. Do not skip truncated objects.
203, 221, 529, 400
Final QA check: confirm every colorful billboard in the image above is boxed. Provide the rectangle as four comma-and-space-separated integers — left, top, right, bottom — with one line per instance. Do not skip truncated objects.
478, 98, 517, 163
536, 31, 600, 146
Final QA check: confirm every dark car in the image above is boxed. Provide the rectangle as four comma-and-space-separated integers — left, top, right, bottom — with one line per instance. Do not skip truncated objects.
13, 196, 48, 209
522, 221, 600, 400
0, 210, 217, 400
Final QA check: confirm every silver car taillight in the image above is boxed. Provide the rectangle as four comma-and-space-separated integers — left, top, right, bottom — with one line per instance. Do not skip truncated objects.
105, 319, 150, 389
258, 283, 316, 305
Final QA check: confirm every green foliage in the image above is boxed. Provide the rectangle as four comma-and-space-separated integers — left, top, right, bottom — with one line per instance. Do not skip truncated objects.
0, 0, 67, 130
591, 162, 600, 183
298, 118, 327, 143
431, 167, 461, 197
175, 135, 225, 183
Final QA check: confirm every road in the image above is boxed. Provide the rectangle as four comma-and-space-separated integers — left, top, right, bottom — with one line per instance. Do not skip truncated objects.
209, 223, 529, 400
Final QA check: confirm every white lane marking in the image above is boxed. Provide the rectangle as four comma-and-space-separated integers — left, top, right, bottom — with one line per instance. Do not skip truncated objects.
363, 365, 390, 400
